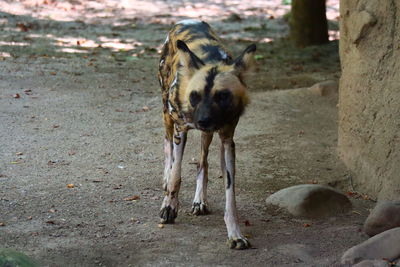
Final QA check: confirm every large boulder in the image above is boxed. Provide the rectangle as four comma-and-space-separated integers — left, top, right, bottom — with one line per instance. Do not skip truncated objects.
338, 0, 400, 201
308, 80, 338, 97
364, 200, 400, 236
341, 227, 400, 265
265, 184, 351, 218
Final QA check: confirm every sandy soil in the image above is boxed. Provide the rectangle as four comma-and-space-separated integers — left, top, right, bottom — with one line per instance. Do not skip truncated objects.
0, 1, 374, 266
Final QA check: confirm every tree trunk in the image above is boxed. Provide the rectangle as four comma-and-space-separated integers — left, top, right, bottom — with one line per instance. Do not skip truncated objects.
290, 0, 329, 47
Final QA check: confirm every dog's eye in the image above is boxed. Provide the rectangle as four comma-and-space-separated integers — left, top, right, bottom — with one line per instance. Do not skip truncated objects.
189, 91, 201, 107
214, 90, 232, 106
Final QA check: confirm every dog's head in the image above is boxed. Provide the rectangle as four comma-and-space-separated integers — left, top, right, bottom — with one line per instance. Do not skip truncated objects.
177, 40, 256, 131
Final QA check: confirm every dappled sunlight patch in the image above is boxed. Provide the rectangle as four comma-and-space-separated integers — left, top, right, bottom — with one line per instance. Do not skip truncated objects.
329, 30, 340, 41
57, 47, 88, 54
0, 52, 12, 58
27, 33, 54, 39
0, 0, 339, 27
4, 31, 145, 56
118, 0, 164, 14
55, 37, 98, 48
100, 42, 135, 51
98, 36, 142, 51
326, 0, 340, 20
0, 0, 340, 59
0, 41, 30, 46
259, 37, 274, 43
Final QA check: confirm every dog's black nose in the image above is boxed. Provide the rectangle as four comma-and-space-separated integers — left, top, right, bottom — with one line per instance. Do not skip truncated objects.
198, 117, 212, 128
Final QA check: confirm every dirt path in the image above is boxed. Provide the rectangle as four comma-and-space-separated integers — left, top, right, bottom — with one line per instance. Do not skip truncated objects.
0, 1, 374, 266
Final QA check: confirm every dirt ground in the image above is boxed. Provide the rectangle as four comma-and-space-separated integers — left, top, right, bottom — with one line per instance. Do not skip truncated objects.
0, 1, 375, 266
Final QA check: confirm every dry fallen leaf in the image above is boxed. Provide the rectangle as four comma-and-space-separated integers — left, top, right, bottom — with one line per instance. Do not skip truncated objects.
13, 93, 20, 98
142, 106, 149, 112
124, 195, 140, 201
346, 191, 360, 198
362, 194, 370, 200
303, 223, 311, 228
16, 152, 23, 156
16, 22, 31, 32
67, 183, 75, 188
24, 89, 32, 95
292, 65, 304, 71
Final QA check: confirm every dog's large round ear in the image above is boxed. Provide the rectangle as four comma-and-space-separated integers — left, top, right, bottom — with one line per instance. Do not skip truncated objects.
177, 40, 205, 75
232, 44, 257, 75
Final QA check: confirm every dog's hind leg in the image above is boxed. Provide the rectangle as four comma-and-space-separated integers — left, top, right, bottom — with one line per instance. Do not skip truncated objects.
160, 125, 187, 224
192, 131, 213, 215
219, 125, 251, 250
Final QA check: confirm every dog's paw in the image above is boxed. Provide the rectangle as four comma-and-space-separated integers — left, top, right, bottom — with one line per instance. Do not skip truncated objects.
159, 196, 179, 223
227, 237, 251, 250
191, 202, 209, 215
159, 205, 178, 224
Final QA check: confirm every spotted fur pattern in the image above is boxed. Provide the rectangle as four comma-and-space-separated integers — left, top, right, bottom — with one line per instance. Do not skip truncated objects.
158, 19, 256, 250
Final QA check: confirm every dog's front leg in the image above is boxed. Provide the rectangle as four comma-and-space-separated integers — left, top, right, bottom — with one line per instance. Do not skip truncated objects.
163, 138, 173, 191
162, 113, 174, 191
160, 128, 187, 223
219, 127, 251, 249
192, 131, 213, 215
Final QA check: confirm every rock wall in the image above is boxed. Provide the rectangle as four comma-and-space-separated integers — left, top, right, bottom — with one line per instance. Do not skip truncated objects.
338, 0, 400, 200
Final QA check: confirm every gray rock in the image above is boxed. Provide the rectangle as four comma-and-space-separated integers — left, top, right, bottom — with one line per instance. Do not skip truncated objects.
341, 227, 400, 265
308, 80, 338, 97
0, 248, 39, 267
352, 259, 390, 267
265, 184, 351, 218
364, 201, 400, 237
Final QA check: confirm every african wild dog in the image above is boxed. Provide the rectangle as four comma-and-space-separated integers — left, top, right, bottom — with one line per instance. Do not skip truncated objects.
158, 19, 256, 249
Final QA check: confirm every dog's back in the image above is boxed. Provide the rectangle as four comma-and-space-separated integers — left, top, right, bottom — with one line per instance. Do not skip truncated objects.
159, 19, 231, 89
